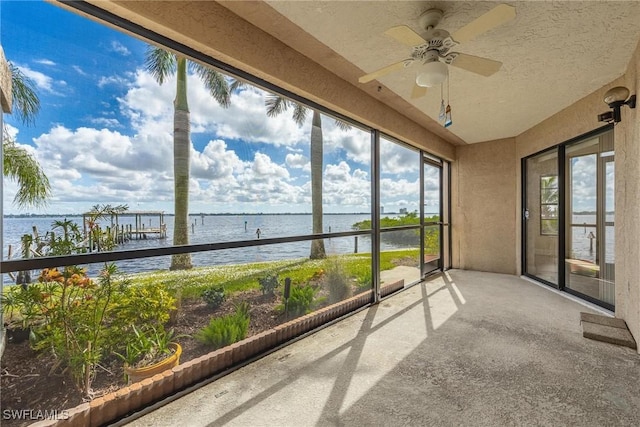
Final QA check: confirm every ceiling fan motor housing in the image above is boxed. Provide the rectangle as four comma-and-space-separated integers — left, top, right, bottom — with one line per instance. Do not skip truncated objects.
412, 29, 456, 61
418, 9, 444, 31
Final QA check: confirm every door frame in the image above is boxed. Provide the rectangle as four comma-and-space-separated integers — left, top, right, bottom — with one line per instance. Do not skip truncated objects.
421, 154, 449, 276
521, 124, 614, 310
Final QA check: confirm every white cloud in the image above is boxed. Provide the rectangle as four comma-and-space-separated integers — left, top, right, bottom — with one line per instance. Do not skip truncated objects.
4, 123, 19, 140
323, 162, 371, 208
73, 65, 88, 76
323, 121, 371, 165
119, 71, 309, 148
109, 41, 131, 56
16, 64, 61, 95
285, 153, 308, 169
34, 59, 56, 66
6, 64, 381, 215
90, 117, 122, 128
98, 75, 130, 88
380, 138, 420, 174
192, 139, 245, 180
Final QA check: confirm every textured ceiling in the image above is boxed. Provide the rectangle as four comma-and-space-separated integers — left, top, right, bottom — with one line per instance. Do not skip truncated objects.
227, 1, 640, 145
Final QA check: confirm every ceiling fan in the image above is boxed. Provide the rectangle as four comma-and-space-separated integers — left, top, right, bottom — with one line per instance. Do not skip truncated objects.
359, 4, 516, 98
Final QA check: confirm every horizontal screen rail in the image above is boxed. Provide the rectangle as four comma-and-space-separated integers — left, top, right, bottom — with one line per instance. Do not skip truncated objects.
1, 230, 371, 273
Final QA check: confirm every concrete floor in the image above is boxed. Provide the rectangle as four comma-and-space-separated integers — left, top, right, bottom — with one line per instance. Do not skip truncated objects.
125, 270, 640, 427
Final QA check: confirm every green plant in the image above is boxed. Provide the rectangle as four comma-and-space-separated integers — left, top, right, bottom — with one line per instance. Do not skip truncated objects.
115, 325, 178, 368
32, 263, 126, 396
258, 274, 279, 296
1, 285, 39, 329
284, 285, 317, 317
202, 284, 226, 308
110, 281, 175, 336
324, 260, 351, 304
355, 269, 372, 292
196, 302, 250, 349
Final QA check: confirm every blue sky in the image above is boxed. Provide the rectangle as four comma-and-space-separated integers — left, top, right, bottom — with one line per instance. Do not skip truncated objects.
2, 1, 437, 215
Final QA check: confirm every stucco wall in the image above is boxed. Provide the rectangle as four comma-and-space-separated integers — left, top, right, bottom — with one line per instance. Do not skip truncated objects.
616, 41, 640, 348
515, 40, 640, 349
452, 138, 517, 274
0, 46, 11, 113
76, 0, 455, 160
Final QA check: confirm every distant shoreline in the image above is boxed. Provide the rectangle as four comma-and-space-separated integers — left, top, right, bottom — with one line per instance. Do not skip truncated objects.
3, 212, 374, 219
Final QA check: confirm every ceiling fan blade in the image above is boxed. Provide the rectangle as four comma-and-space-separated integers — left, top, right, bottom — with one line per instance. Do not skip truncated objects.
449, 53, 502, 77
411, 83, 428, 99
359, 60, 411, 83
384, 25, 427, 46
452, 4, 516, 43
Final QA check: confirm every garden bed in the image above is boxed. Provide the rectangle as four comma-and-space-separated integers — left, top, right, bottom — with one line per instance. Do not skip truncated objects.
0, 290, 282, 427
1, 252, 415, 427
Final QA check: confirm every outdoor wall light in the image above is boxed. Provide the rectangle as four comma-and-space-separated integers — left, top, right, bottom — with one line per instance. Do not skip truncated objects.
598, 86, 636, 123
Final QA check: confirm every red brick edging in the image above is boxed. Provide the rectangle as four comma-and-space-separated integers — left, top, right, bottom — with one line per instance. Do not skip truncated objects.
31, 280, 403, 427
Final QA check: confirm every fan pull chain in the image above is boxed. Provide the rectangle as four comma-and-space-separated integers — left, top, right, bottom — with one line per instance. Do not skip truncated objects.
439, 83, 446, 122
444, 76, 452, 128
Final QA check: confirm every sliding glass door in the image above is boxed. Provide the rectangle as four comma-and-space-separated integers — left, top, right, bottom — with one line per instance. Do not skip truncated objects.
523, 127, 614, 309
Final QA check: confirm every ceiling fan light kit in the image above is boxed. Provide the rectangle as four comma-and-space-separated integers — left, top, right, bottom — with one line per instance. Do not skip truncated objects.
416, 59, 448, 87
358, 3, 517, 122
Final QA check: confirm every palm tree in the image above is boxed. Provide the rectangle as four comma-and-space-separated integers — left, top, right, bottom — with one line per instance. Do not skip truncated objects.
145, 47, 233, 270
265, 95, 350, 259
2, 62, 51, 208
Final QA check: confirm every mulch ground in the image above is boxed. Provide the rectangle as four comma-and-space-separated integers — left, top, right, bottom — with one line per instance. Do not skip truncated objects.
0, 290, 282, 427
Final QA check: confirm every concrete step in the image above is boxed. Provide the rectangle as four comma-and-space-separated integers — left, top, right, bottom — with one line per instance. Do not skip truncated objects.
581, 312, 637, 349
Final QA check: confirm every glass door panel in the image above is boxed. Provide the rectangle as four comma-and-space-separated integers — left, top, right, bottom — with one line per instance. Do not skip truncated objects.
379, 136, 421, 288
524, 149, 559, 285
423, 159, 441, 275
565, 133, 614, 306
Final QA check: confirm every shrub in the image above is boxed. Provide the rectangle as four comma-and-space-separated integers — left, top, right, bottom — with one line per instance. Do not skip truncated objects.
202, 285, 226, 308
196, 302, 250, 349
110, 281, 175, 335
115, 325, 177, 369
324, 260, 351, 303
258, 274, 278, 296
355, 269, 372, 293
32, 263, 127, 396
285, 285, 317, 318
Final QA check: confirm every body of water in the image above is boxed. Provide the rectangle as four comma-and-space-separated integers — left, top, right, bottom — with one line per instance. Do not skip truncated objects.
570, 214, 615, 264
2, 213, 418, 283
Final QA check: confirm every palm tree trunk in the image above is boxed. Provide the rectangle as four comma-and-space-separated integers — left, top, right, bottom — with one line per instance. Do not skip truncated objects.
309, 111, 325, 259
170, 57, 192, 270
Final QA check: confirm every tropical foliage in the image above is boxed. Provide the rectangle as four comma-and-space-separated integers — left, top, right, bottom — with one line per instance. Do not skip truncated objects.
196, 302, 250, 349
2, 62, 51, 208
144, 47, 235, 270
265, 95, 351, 259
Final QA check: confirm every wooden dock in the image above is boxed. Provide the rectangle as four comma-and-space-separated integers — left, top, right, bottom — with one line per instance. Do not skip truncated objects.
82, 210, 168, 249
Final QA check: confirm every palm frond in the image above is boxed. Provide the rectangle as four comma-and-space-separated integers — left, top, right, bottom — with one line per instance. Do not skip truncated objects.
2, 138, 51, 208
9, 63, 41, 126
193, 63, 231, 108
229, 79, 246, 92
144, 47, 176, 85
265, 94, 290, 118
292, 104, 308, 126
334, 119, 352, 131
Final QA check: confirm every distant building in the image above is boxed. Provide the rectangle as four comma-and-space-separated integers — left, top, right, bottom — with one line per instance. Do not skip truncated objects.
380, 206, 384, 214
399, 208, 407, 214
